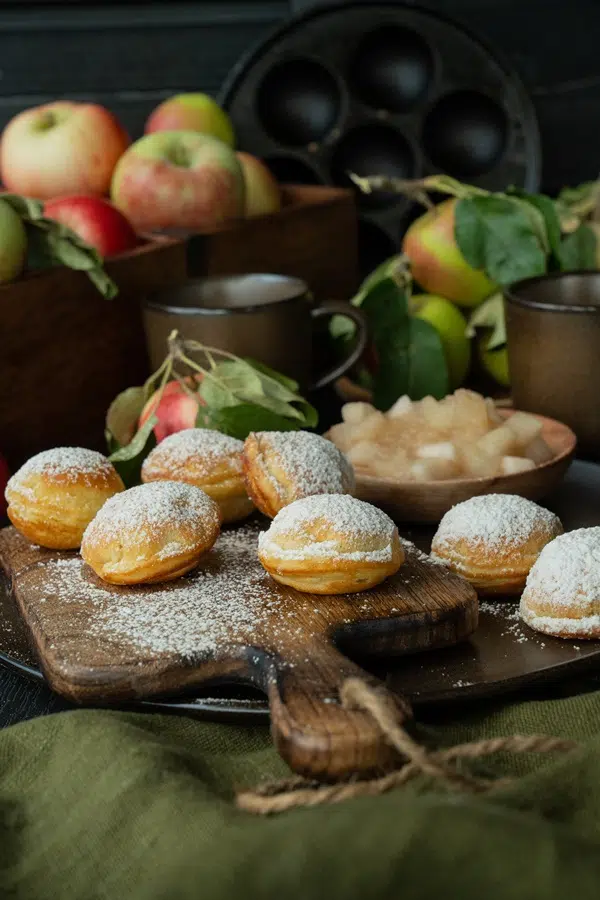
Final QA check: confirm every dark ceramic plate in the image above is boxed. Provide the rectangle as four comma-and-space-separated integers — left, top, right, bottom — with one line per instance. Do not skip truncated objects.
220, 0, 540, 274
1, 461, 599, 721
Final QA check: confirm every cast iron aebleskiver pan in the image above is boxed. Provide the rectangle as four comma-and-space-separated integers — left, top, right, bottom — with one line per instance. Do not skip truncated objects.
219, 1, 541, 273
1, 462, 600, 729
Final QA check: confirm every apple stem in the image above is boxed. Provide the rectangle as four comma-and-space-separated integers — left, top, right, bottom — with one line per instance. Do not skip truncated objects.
349, 173, 489, 207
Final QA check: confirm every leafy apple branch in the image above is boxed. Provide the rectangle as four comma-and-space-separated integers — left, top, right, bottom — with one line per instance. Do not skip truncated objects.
1, 194, 117, 298
105, 330, 318, 486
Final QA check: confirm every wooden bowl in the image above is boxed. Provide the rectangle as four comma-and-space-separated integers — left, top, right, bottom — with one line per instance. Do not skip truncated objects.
344, 411, 577, 524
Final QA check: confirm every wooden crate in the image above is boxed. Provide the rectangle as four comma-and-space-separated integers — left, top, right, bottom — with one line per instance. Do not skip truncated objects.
0, 237, 187, 470
186, 185, 360, 302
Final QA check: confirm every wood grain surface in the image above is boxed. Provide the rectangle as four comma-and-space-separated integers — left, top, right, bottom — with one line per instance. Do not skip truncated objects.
0, 522, 477, 778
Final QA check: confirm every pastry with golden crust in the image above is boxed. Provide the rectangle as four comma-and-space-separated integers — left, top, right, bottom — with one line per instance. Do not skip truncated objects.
81, 481, 220, 585
243, 430, 355, 518
141, 428, 254, 524
431, 493, 563, 595
257, 493, 403, 594
520, 527, 600, 638
5, 447, 125, 550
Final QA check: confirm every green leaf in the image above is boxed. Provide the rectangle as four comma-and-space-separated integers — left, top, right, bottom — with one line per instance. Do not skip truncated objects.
360, 275, 448, 409
558, 224, 598, 271
466, 292, 507, 349
108, 414, 157, 487
199, 358, 316, 427
87, 266, 119, 300
507, 189, 563, 260
105, 386, 146, 449
244, 359, 299, 393
47, 232, 97, 270
0, 193, 44, 220
200, 404, 303, 440
455, 196, 547, 286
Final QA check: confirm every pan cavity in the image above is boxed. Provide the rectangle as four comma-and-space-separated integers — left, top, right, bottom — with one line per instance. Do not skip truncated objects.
423, 90, 509, 177
349, 25, 434, 112
256, 59, 341, 147
330, 124, 416, 210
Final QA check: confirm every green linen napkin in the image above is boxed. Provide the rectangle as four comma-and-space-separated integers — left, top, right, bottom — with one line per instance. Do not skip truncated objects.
2, 684, 600, 900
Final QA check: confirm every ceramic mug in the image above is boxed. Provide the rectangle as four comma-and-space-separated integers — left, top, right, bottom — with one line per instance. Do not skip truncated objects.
505, 271, 600, 455
143, 273, 367, 390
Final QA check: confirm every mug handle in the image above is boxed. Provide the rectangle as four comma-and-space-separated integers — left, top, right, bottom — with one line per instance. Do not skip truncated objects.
309, 301, 368, 391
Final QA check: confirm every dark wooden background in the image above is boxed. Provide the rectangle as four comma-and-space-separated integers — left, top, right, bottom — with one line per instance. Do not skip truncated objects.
0, 0, 598, 195
0, 0, 598, 725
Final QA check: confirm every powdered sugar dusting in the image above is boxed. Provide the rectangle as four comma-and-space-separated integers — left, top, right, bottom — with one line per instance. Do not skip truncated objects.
82, 482, 218, 547
8, 448, 114, 487
40, 525, 276, 659
520, 528, 600, 632
143, 429, 243, 473
258, 494, 396, 563
256, 431, 354, 497
433, 494, 561, 550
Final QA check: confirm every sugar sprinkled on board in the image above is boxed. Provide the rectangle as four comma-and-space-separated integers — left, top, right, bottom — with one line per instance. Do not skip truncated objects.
142, 429, 243, 475
39, 525, 278, 659
8, 448, 115, 488
258, 494, 396, 562
255, 431, 354, 498
432, 494, 561, 550
82, 481, 219, 547
520, 527, 600, 637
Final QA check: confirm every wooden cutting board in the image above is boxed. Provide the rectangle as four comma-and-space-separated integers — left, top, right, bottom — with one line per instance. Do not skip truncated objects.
0, 521, 477, 779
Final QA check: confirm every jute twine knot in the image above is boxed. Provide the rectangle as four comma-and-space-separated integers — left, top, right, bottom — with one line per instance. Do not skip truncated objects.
237, 678, 578, 815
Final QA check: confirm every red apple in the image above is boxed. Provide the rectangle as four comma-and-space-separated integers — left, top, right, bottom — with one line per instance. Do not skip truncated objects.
0, 453, 10, 518
44, 195, 139, 257
111, 130, 244, 232
402, 199, 496, 308
0, 101, 130, 200
236, 152, 281, 218
145, 93, 235, 147
139, 380, 202, 442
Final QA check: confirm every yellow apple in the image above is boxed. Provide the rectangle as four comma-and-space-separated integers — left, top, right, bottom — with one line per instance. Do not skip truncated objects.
410, 293, 471, 389
403, 199, 496, 308
477, 336, 510, 387
144, 93, 235, 147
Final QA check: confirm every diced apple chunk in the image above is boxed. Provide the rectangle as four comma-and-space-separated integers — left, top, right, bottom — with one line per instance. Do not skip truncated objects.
460, 446, 501, 478
341, 402, 377, 426
371, 449, 410, 479
346, 441, 376, 468
326, 422, 356, 453
506, 411, 542, 447
387, 395, 413, 418
485, 397, 504, 427
476, 424, 517, 458
410, 458, 458, 481
351, 409, 386, 443
453, 389, 489, 440
525, 435, 555, 465
421, 395, 455, 432
416, 442, 457, 462
501, 456, 536, 475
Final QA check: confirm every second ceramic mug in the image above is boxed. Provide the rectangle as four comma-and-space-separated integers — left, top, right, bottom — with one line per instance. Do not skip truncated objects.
143, 273, 367, 390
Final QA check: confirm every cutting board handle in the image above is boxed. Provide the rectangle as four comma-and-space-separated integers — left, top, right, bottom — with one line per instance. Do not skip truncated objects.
262, 640, 407, 780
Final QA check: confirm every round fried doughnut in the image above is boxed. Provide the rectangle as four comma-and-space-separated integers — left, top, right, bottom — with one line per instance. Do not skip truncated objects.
257, 493, 403, 594
81, 481, 220, 585
431, 493, 563, 595
5, 447, 125, 550
243, 430, 355, 518
520, 527, 600, 638
141, 428, 254, 524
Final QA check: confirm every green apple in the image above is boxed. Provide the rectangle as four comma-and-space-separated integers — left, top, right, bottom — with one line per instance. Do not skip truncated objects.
477, 335, 510, 387
403, 199, 496, 308
0, 199, 27, 283
144, 93, 235, 147
410, 293, 471, 389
